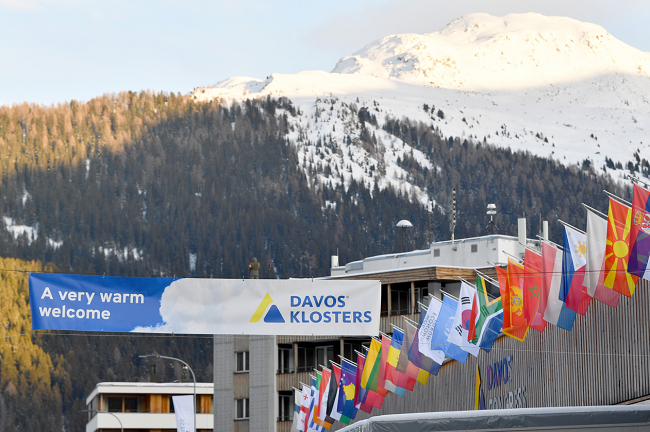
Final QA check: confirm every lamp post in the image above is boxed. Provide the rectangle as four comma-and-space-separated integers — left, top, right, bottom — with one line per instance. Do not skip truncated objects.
82, 409, 123, 432
140, 354, 196, 432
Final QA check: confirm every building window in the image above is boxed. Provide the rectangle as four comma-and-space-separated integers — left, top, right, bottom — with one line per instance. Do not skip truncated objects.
390, 286, 410, 315
278, 392, 292, 422
343, 341, 369, 361
236, 351, 249, 372
278, 346, 293, 374
315, 346, 334, 370
433, 248, 440, 257
297, 347, 314, 372
236, 398, 250, 420
106, 396, 141, 413
471, 244, 478, 253
107, 397, 122, 412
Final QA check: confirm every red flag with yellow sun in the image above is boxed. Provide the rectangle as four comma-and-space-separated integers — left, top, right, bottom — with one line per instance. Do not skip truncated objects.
604, 198, 639, 297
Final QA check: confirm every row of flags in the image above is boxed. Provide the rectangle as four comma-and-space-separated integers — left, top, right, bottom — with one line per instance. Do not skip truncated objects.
291, 182, 650, 431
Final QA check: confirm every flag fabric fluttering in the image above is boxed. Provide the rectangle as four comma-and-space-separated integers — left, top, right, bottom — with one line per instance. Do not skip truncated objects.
407, 304, 442, 376
586, 208, 620, 307
308, 376, 324, 432
561, 225, 592, 315
380, 335, 407, 397
317, 368, 335, 425
386, 328, 417, 391
394, 324, 426, 386
541, 242, 577, 331
447, 281, 480, 356
359, 339, 387, 408
312, 373, 331, 429
401, 318, 430, 386
523, 248, 546, 332
604, 198, 640, 297
499, 260, 528, 342
291, 389, 302, 432
468, 275, 503, 346
299, 384, 312, 432
354, 352, 374, 414
417, 297, 446, 365
629, 184, 650, 281
337, 359, 358, 420
430, 295, 469, 363
476, 309, 504, 353
329, 364, 350, 424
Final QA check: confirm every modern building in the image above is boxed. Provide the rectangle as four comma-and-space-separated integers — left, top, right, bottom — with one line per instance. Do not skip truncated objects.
88, 225, 650, 432
85, 382, 214, 432
213, 230, 554, 432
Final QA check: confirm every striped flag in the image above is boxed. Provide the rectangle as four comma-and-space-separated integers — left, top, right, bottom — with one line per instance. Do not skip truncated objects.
354, 352, 374, 414
561, 225, 592, 315
541, 242, 576, 331
380, 335, 407, 397
407, 304, 442, 376
629, 184, 650, 280
586, 207, 620, 307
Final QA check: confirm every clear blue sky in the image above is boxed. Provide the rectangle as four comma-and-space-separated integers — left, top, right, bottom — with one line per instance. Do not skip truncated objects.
1, 0, 649, 106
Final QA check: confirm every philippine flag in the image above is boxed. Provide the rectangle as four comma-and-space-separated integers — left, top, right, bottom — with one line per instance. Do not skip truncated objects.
561, 226, 592, 315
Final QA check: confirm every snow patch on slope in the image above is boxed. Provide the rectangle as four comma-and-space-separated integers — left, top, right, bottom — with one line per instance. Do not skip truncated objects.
193, 13, 650, 199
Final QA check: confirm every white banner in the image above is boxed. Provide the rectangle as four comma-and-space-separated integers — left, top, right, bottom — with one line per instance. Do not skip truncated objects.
30, 274, 381, 335
172, 395, 195, 432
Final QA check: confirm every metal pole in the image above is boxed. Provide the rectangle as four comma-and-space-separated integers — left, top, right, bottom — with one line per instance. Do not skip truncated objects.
140, 354, 196, 432
83, 409, 123, 432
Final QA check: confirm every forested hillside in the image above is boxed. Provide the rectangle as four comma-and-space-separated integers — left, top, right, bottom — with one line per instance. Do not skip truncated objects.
0, 91, 629, 431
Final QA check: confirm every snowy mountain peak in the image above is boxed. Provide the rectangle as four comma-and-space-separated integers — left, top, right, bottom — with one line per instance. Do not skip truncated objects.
332, 12, 650, 90
193, 13, 650, 199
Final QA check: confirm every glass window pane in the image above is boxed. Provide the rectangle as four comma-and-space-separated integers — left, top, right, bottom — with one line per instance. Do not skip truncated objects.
107, 397, 122, 412
245, 398, 250, 418
123, 397, 138, 412
245, 352, 249, 371
236, 399, 243, 419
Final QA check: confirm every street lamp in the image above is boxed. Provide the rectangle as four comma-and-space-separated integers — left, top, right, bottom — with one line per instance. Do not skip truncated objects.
396, 219, 413, 252
82, 409, 123, 432
139, 354, 196, 432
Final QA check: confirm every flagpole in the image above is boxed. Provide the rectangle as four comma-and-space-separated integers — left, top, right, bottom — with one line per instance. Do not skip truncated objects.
536, 235, 564, 250
582, 203, 608, 220
519, 241, 542, 254
627, 174, 650, 189
474, 269, 499, 286
604, 189, 632, 207
456, 276, 478, 287
558, 219, 586, 235
501, 251, 524, 264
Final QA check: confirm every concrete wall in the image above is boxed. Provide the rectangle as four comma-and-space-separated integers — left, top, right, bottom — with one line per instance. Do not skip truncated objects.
214, 335, 234, 432
249, 336, 277, 432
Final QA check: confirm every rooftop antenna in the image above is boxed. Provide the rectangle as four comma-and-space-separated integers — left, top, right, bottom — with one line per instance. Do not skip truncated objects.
428, 198, 433, 246
396, 220, 413, 252
486, 203, 498, 234
450, 188, 457, 242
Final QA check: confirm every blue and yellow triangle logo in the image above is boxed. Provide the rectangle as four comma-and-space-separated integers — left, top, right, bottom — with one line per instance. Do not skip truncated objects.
250, 293, 285, 323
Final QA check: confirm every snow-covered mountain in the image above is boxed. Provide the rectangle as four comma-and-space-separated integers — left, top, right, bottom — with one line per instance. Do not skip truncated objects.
193, 13, 650, 204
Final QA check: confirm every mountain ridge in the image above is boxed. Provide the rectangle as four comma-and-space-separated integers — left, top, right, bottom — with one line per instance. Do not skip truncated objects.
193, 13, 650, 193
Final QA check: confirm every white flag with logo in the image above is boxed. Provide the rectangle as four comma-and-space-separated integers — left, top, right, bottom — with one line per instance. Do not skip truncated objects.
417, 295, 445, 364
446, 281, 480, 357
172, 395, 195, 432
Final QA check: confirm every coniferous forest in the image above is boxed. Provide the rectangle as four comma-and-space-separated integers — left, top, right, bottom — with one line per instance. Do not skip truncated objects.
0, 91, 629, 431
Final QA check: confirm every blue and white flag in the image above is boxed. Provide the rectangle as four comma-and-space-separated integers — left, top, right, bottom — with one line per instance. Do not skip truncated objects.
430, 295, 468, 364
